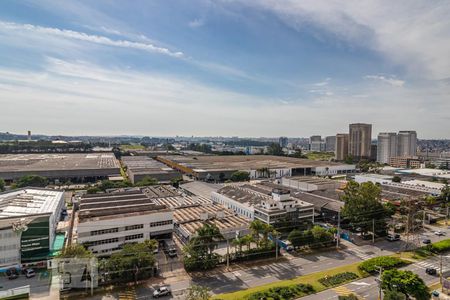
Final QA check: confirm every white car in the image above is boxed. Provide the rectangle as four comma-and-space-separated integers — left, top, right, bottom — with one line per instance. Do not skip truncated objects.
435, 231, 446, 236
153, 286, 171, 298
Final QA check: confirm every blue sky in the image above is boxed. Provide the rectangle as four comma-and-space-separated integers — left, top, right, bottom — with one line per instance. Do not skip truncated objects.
0, 0, 449, 138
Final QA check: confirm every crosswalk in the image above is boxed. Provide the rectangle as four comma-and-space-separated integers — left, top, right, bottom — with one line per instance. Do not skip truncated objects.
345, 247, 376, 261
333, 286, 362, 299
118, 288, 136, 300
415, 260, 449, 272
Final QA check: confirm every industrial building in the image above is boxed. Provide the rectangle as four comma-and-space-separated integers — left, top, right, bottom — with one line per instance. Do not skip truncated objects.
122, 156, 181, 184
74, 189, 173, 256
0, 188, 65, 268
0, 153, 120, 183
212, 185, 315, 225
280, 176, 342, 192
157, 155, 355, 181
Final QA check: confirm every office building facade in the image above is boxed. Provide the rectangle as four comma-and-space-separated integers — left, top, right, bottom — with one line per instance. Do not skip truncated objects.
349, 123, 372, 160
325, 136, 336, 152
335, 134, 349, 161
377, 132, 398, 164
397, 131, 417, 157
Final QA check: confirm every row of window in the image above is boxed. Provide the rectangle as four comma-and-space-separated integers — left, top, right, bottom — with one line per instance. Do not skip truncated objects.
91, 228, 118, 236
86, 238, 119, 247
125, 233, 144, 241
0, 244, 18, 251
90, 220, 172, 236
125, 224, 143, 231
0, 256, 19, 264
0, 232, 16, 239
150, 220, 173, 227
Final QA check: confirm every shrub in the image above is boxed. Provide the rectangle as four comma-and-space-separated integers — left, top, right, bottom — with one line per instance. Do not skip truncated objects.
318, 272, 359, 287
245, 284, 314, 300
429, 239, 450, 253
359, 256, 407, 274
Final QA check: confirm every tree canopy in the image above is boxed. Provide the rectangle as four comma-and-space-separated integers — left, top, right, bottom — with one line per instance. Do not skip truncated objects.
381, 269, 429, 300
230, 171, 250, 182
57, 244, 93, 258
0, 178, 5, 192
185, 285, 211, 300
341, 181, 389, 235
16, 175, 48, 188
135, 176, 159, 186
267, 143, 284, 156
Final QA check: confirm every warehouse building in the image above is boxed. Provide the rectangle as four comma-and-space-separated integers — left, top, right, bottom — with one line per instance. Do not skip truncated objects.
280, 176, 341, 192
0, 153, 120, 183
157, 155, 355, 181
74, 190, 173, 256
122, 156, 181, 184
0, 188, 65, 269
212, 185, 315, 225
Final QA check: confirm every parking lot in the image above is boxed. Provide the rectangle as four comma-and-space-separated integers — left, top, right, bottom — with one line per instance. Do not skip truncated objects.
0, 269, 52, 298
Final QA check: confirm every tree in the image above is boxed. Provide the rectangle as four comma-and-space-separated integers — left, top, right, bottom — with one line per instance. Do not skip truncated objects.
384, 290, 407, 300
57, 244, 92, 258
135, 176, 159, 186
0, 178, 5, 192
250, 220, 265, 247
185, 285, 211, 300
344, 154, 354, 164
341, 181, 389, 236
106, 243, 156, 282
143, 239, 158, 252
183, 224, 224, 271
392, 176, 401, 183
288, 229, 305, 249
16, 175, 48, 188
171, 177, 183, 188
381, 269, 429, 300
267, 143, 284, 156
230, 171, 250, 182
311, 225, 333, 246
440, 184, 450, 201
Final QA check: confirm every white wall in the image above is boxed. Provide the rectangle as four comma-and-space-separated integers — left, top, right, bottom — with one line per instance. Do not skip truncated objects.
211, 192, 254, 219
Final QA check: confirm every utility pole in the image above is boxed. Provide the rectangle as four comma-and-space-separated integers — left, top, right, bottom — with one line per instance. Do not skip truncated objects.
440, 254, 443, 286
226, 238, 230, 270
377, 266, 383, 300
275, 235, 279, 260
446, 199, 449, 226
372, 218, 375, 244
90, 258, 94, 296
336, 211, 341, 249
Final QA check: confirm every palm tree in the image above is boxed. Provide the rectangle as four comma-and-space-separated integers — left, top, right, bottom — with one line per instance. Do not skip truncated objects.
261, 223, 275, 248
242, 234, 254, 251
193, 223, 224, 255
232, 236, 247, 254
250, 220, 265, 248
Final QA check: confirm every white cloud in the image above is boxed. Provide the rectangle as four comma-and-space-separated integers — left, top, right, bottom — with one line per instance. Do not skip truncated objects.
0, 58, 448, 138
231, 0, 450, 80
364, 75, 405, 87
188, 19, 205, 28
0, 21, 183, 58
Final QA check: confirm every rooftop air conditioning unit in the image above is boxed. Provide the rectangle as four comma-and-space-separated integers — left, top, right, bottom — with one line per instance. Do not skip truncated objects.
200, 212, 209, 221
216, 211, 225, 219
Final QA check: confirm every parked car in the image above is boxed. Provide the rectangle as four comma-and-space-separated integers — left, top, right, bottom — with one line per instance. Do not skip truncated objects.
153, 286, 171, 298
386, 234, 401, 242
6, 268, 19, 280
426, 268, 437, 275
434, 231, 445, 236
23, 268, 36, 278
163, 240, 177, 258
423, 239, 432, 244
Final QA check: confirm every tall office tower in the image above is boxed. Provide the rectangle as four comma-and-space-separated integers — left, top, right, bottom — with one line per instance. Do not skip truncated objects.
279, 136, 288, 148
377, 132, 398, 164
397, 131, 417, 157
325, 136, 336, 152
335, 134, 349, 161
309, 135, 323, 152
349, 123, 372, 160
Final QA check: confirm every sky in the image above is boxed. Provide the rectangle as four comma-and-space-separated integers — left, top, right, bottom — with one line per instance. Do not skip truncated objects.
0, 0, 449, 138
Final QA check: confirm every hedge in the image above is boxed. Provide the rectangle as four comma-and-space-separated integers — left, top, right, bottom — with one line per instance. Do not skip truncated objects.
338, 295, 359, 300
359, 256, 407, 274
428, 239, 450, 253
318, 272, 359, 287
245, 284, 315, 300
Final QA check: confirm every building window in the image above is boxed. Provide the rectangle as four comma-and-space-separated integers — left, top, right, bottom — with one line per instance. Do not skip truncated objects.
90, 228, 119, 236
125, 224, 144, 231
150, 220, 173, 227
85, 237, 119, 247
125, 233, 144, 241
